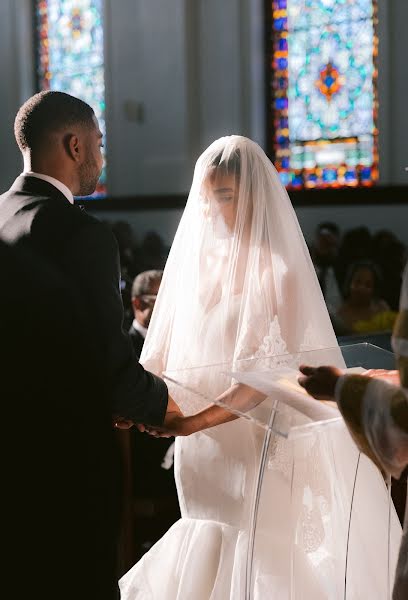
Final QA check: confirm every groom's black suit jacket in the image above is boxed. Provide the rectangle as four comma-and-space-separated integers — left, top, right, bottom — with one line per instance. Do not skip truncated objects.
0, 237, 119, 599
0, 175, 168, 424
0, 175, 168, 598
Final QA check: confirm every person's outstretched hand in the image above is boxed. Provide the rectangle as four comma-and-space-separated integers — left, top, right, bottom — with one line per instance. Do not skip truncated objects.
298, 365, 343, 400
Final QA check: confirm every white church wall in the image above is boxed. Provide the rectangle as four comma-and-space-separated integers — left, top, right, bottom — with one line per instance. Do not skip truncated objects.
0, 0, 406, 243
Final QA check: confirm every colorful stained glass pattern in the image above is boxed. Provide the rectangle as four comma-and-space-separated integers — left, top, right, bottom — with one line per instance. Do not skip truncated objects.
36, 0, 107, 196
270, 0, 379, 189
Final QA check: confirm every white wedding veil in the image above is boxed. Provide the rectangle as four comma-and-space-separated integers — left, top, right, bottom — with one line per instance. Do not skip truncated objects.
141, 135, 340, 382
121, 136, 400, 599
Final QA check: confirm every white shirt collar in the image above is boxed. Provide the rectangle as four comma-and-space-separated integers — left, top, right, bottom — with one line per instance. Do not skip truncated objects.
132, 319, 148, 339
22, 171, 74, 205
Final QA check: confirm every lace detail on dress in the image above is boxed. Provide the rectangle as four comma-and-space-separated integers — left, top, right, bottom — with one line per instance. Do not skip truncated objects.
267, 434, 293, 482
293, 437, 331, 554
255, 316, 288, 360
267, 415, 331, 554
299, 497, 326, 554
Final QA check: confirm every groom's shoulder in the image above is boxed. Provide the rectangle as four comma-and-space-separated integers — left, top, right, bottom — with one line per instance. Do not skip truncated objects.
34, 200, 116, 250
0, 184, 115, 252
21, 191, 105, 235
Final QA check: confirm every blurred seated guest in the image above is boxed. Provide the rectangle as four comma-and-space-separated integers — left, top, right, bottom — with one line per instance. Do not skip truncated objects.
129, 270, 163, 358
138, 231, 169, 271
337, 260, 397, 334
337, 226, 373, 289
310, 221, 342, 315
111, 221, 140, 329
373, 230, 407, 311
111, 220, 139, 277
128, 269, 179, 560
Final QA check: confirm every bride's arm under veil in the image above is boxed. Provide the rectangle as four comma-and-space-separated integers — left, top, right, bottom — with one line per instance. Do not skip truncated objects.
146, 382, 267, 437
146, 268, 311, 437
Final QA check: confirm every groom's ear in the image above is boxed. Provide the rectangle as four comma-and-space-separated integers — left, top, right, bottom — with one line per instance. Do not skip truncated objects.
64, 133, 81, 162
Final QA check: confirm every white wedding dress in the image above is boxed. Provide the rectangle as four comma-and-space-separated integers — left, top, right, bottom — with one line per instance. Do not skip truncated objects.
120, 295, 401, 599
120, 137, 401, 599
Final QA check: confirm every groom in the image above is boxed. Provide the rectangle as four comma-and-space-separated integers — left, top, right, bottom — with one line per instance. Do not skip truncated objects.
0, 91, 182, 598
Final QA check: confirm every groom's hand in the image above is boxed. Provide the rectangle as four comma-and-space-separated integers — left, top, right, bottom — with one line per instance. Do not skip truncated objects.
113, 395, 183, 432
139, 395, 189, 437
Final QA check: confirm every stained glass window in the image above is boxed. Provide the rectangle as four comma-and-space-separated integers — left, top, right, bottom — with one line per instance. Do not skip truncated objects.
269, 0, 379, 189
36, 0, 107, 196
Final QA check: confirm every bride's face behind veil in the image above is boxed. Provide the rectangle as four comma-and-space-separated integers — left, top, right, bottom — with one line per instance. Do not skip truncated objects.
199, 148, 253, 243
198, 148, 253, 303
202, 169, 239, 236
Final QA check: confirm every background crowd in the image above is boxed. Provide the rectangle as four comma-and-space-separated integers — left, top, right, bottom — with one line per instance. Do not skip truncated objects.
111, 219, 407, 338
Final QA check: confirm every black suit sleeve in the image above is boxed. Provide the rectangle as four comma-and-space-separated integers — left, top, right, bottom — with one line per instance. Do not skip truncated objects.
62, 220, 168, 425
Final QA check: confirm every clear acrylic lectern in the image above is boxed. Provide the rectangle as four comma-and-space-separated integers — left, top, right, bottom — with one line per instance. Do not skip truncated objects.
164, 343, 401, 599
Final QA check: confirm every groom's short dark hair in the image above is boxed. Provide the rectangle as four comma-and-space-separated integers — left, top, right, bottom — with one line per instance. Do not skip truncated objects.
14, 91, 95, 153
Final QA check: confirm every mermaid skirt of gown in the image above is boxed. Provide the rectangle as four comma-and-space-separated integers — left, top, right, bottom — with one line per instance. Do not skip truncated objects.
119, 407, 402, 599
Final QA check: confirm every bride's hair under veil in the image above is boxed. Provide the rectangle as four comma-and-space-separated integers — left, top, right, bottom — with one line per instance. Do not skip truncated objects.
141, 135, 341, 391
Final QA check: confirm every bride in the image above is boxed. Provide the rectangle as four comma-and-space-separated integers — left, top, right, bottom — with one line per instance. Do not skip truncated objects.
120, 136, 400, 599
